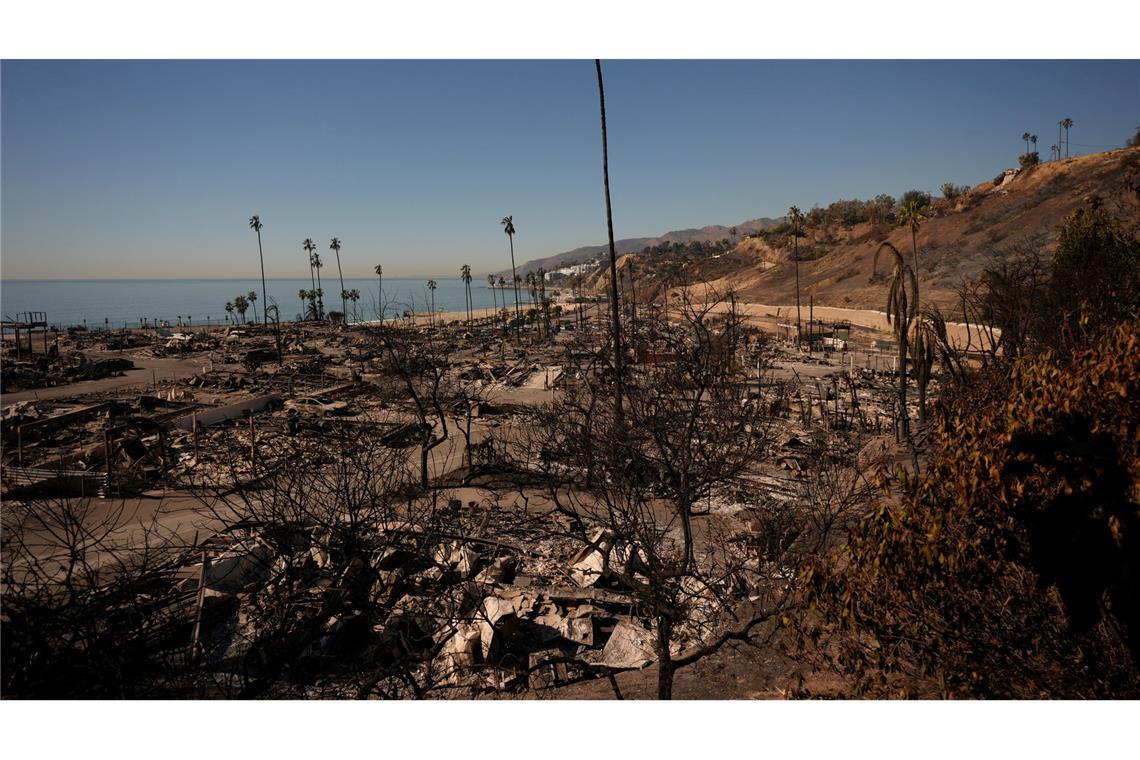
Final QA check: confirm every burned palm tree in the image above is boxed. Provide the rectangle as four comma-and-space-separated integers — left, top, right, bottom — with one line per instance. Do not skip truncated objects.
874, 242, 919, 442
788, 206, 805, 346
461, 264, 472, 324
487, 273, 497, 324
501, 215, 521, 337
249, 215, 268, 325
311, 252, 325, 320
427, 279, 437, 327
596, 59, 625, 420
303, 239, 318, 317
330, 237, 346, 321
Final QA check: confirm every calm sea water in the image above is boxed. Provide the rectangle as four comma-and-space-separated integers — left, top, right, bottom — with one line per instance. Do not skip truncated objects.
0, 278, 536, 329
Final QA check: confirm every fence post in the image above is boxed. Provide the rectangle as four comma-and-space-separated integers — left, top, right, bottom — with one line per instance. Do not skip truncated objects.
190, 551, 212, 657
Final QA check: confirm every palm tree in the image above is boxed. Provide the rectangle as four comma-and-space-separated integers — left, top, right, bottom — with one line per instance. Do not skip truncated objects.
788, 205, 805, 346
303, 239, 318, 316
897, 197, 928, 303
311, 252, 325, 319
427, 279, 438, 327
247, 291, 258, 324
498, 275, 507, 324
1022, 132, 1031, 154
298, 289, 308, 320
1030, 134, 1038, 156
874, 242, 918, 443
345, 288, 360, 323
501, 215, 522, 337
249, 215, 268, 326
224, 301, 234, 323
1061, 117, 1074, 157
487, 273, 498, 324
330, 237, 345, 321
374, 264, 383, 323
461, 264, 472, 324
595, 59, 625, 420
233, 294, 249, 324
1051, 144, 1060, 161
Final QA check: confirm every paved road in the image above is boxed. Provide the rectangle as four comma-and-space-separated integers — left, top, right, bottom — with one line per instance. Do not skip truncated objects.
2, 354, 210, 407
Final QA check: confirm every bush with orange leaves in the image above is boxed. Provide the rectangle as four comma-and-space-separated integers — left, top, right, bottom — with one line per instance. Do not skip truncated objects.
798, 320, 1140, 698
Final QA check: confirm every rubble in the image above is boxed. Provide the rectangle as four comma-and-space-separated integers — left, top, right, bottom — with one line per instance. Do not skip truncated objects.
601, 620, 657, 669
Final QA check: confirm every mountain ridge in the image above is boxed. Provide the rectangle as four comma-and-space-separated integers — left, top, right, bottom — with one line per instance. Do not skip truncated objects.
504, 217, 780, 276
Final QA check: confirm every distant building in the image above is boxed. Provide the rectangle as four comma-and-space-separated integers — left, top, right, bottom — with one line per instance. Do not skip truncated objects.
545, 261, 599, 280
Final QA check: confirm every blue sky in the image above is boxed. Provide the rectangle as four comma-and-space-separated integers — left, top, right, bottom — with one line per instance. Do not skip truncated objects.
2, 59, 1137, 280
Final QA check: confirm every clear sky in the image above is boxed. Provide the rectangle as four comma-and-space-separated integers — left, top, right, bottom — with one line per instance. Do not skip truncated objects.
2, 59, 1137, 280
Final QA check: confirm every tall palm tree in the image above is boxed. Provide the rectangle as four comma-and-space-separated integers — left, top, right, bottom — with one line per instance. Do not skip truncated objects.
1022, 132, 1031, 154
596, 59, 625, 420
247, 291, 258, 325
501, 215, 521, 337
303, 239, 317, 317
1061, 117, 1074, 157
897, 197, 928, 304
225, 301, 234, 324
298, 289, 308, 321
427, 279, 438, 327
487, 273, 498, 324
788, 205, 805, 346
874, 242, 918, 443
1030, 134, 1038, 155
249, 215, 268, 325
374, 264, 383, 323
311, 252, 325, 320
329, 237, 345, 321
461, 264, 472, 324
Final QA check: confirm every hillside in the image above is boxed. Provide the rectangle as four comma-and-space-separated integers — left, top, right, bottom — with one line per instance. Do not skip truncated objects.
584, 147, 1140, 312
510, 217, 779, 276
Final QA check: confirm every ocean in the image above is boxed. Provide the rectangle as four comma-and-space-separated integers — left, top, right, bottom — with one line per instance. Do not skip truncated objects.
0, 277, 536, 329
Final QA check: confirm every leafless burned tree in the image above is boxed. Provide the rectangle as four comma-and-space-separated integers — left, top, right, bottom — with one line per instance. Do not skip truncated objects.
504, 288, 847, 698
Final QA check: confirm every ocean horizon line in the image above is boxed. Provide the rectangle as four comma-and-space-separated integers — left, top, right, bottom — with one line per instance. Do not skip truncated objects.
0, 275, 493, 283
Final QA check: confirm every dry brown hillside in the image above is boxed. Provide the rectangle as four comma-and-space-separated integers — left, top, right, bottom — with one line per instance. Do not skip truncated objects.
585, 147, 1140, 312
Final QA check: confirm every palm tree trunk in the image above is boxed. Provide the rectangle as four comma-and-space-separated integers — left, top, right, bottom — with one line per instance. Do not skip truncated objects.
898, 332, 909, 442
509, 235, 521, 339
794, 236, 802, 347
596, 59, 625, 422
378, 273, 383, 323
308, 263, 317, 320
335, 252, 346, 322
315, 268, 323, 320
256, 230, 268, 326
910, 226, 920, 304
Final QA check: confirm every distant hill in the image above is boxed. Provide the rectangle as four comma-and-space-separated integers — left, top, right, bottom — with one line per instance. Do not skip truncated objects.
506, 218, 780, 276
